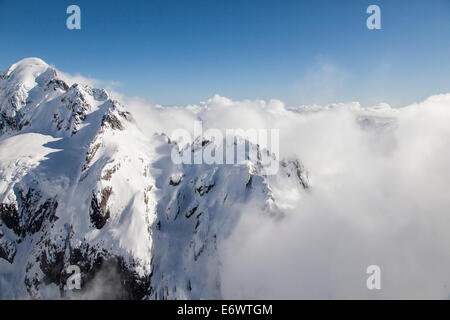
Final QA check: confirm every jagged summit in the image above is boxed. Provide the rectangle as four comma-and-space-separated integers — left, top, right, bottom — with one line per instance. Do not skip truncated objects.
0, 58, 128, 137
0, 58, 60, 134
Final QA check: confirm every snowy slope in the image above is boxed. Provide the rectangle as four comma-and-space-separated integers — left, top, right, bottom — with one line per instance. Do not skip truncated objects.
0, 58, 309, 299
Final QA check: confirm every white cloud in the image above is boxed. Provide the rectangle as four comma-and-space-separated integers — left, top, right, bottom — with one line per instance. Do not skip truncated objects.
125, 92, 450, 299
55, 69, 121, 91
216, 94, 450, 299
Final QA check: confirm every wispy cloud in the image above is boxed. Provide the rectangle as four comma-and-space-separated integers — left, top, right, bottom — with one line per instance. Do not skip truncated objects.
55, 69, 122, 91
294, 56, 351, 105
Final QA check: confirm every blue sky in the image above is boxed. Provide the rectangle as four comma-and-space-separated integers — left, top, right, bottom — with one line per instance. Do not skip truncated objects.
1, 0, 450, 107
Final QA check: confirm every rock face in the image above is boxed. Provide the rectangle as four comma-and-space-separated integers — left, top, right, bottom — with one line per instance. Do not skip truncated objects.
0, 58, 309, 299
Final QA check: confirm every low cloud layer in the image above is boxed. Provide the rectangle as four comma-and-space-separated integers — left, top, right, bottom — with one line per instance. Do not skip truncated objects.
126, 92, 450, 299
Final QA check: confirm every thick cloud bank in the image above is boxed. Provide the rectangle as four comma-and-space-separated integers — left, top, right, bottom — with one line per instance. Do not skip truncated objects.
128, 93, 450, 299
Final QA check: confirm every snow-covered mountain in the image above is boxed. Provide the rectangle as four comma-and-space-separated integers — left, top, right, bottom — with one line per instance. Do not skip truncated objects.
0, 58, 309, 299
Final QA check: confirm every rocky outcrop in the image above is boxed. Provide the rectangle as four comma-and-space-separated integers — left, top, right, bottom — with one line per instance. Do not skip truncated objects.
0, 238, 16, 264
89, 187, 112, 229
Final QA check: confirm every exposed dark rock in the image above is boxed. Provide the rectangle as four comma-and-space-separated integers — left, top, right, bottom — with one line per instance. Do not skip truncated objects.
82, 142, 101, 171
0, 203, 20, 235
19, 189, 58, 236
92, 88, 108, 101
39, 245, 65, 287
201, 139, 210, 147
246, 174, 253, 189
185, 205, 198, 218
101, 163, 121, 181
0, 110, 28, 134
0, 238, 16, 263
196, 183, 215, 196
45, 79, 69, 92
90, 187, 112, 229
281, 159, 309, 189
169, 174, 183, 186
119, 111, 134, 122
102, 112, 124, 130
28, 240, 150, 299
1, 189, 58, 238
56, 86, 91, 135
194, 243, 204, 261
73, 256, 150, 299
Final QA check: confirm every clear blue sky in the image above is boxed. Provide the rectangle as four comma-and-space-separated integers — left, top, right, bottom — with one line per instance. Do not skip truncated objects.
1, 0, 450, 107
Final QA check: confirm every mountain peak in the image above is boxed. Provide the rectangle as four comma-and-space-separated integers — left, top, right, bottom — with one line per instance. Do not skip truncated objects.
2, 57, 51, 83
10, 57, 48, 67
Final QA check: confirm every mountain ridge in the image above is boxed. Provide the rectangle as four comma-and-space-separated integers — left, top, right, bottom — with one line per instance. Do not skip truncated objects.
0, 58, 309, 299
